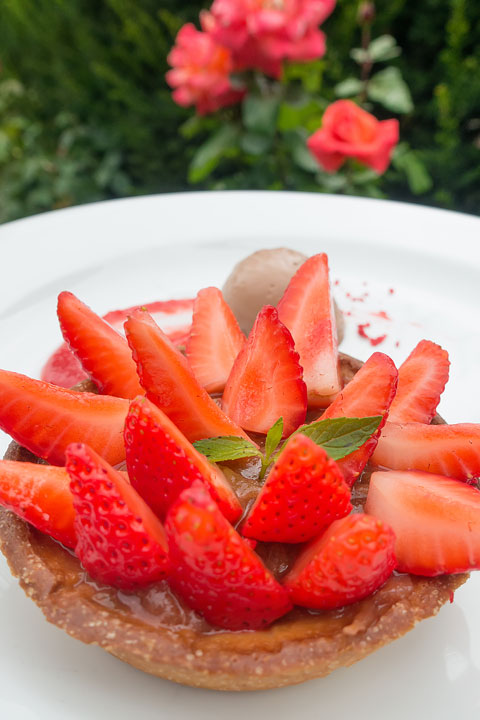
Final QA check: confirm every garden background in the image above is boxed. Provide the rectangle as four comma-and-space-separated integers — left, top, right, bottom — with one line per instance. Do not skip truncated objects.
0, 0, 479, 224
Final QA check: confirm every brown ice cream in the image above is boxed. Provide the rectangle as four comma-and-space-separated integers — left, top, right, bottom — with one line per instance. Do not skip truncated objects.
222, 248, 345, 342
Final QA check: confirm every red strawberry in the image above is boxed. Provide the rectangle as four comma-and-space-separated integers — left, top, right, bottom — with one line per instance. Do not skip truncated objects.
277, 253, 341, 408
0, 461, 76, 548
222, 306, 307, 437
365, 470, 480, 575
388, 340, 450, 424
42, 298, 194, 388
372, 422, 480, 483
283, 513, 396, 610
186, 287, 245, 393
125, 309, 250, 443
125, 397, 242, 523
0, 370, 128, 466
41, 342, 87, 388
103, 298, 194, 346
66, 443, 170, 589
57, 291, 143, 399
241, 434, 352, 543
316, 352, 398, 486
165, 482, 292, 630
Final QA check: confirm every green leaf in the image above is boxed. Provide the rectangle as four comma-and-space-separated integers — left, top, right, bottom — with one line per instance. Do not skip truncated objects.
350, 48, 370, 65
284, 130, 320, 173
188, 125, 239, 183
277, 98, 325, 132
392, 145, 433, 194
367, 67, 413, 114
334, 78, 364, 98
265, 417, 284, 461
368, 35, 402, 62
242, 94, 280, 136
289, 416, 383, 461
193, 436, 261, 463
351, 37, 401, 66
240, 131, 273, 155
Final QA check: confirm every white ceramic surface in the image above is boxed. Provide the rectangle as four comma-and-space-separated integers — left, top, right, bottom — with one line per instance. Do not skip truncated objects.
0, 191, 479, 719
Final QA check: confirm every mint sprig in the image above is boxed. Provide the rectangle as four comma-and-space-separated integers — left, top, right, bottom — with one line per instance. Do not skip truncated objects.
193, 415, 383, 479
284, 416, 383, 461
192, 436, 262, 463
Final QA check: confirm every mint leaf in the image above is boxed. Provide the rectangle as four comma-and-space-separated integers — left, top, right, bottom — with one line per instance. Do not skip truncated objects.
289, 416, 383, 460
265, 417, 283, 462
193, 436, 261, 463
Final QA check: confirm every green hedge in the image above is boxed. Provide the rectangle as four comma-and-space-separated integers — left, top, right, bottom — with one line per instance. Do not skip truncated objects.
0, 0, 479, 222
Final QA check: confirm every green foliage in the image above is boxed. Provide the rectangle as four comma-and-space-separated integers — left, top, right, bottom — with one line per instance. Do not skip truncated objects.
0, 0, 479, 221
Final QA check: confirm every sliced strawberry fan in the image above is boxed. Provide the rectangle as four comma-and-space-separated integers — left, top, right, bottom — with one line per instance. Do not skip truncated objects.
366, 470, 480, 575
314, 352, 398, 486
372, 422, 480, 483
66, 443, 171, 590
0, 461, 76, 548
124, 396, 242, 523
283, 513, 397, 610
165, 481, 292, 631
388, 339, 450, 424
125, 308, 250, 443
241, 434, 352, 543
222, 305, 307, 437
277, 253, 342, 408
42, 298, 194, 388
57, 291, 144, 399
186, 287, 245, 393
0, 369, 128, 466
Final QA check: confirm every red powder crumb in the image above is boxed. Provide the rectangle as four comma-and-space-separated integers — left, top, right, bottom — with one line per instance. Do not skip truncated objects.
346, 292, 367, 302
370, 311, 391, 321
395, 341, 400, 348
334, 279, 340, 286
449, 591, 455, 604
343, 310, 353, 317
388, 288, 395, 295
357, 322, 387, 347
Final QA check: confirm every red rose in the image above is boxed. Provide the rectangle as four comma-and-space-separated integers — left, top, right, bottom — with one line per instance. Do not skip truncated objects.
166, 24, 244, 115
202, 0, 336, 78
307, 100, 399, 174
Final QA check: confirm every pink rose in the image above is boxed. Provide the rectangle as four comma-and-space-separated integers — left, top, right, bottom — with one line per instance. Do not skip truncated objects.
166, 24, 245, 115
203, 0, 336, 78
307, 100, 399, 173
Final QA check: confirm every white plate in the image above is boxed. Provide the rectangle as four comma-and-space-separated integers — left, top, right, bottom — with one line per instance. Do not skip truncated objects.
0, 192, 479, 720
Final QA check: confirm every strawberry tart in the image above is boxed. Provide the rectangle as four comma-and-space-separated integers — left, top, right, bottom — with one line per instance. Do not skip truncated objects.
0, 250, 478, 691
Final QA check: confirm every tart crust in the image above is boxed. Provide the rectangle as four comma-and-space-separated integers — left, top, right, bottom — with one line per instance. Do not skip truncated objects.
0, 355, 468, 691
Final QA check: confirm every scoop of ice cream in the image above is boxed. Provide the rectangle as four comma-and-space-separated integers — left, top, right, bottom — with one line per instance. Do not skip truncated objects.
222, 248, 345, 342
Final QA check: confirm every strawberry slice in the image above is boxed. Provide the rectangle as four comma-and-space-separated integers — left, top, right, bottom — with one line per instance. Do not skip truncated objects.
42, 298, 194, 388
283, 513, 396, 610
365, 470, 480, 575
388, 340, 450, 424
125, 309, 250, 443
0, 369, 128, 466
316, 352, 398, 486
125, 397, 242, 523
277, 253, 341, 407
165, 481, 292, 630
241, 434, 352, 543
222, 306, 307, 437
186, 287, 245, 393
372, 422, 480, 483
57, 291, 143, 399
41, 342, 87, 389
0, 461, 76, 548
66, 443, 170, 589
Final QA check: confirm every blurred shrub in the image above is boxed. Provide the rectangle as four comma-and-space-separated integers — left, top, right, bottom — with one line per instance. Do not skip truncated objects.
0, 0, 479, 221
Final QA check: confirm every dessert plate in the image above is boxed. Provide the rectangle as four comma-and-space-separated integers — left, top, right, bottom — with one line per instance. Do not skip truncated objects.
0, 191, 479, 719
